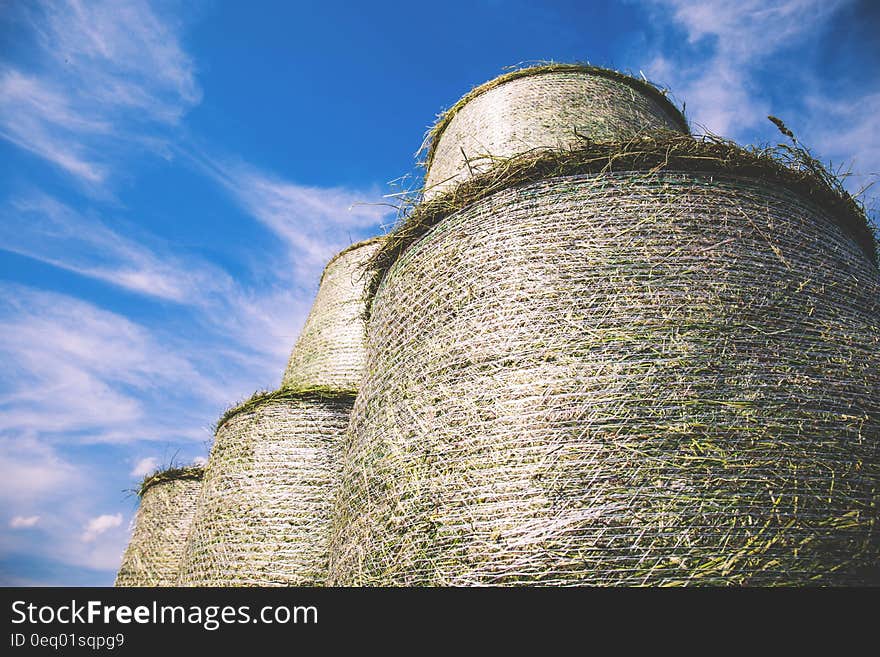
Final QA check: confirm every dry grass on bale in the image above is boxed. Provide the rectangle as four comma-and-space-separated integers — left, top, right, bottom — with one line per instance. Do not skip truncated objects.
282, 237, 384, 391
178, 386, 355, 586
115, 466, 204, 587
328, 132, 880, 586
421, 63, 690, 197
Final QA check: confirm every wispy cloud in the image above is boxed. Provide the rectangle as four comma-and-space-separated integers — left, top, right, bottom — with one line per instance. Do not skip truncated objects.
643, 0, 846, 137
9, 516, 41, 529
0, 193, 233, 303
0, 0, 200, 185
130, 457, 160, 478
639, 0, 879, 205
0, 1, 392, 586
802, 91, 880, 203
193, 153, 391, 277
0, 434, 84, 507
81, 513, 123, 543
0, 71, 110, 183
0, 167, 391, 447
0, 283, 216, 442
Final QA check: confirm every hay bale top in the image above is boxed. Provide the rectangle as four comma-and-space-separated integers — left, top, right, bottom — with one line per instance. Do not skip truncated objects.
138, 466, 204, 497
369, 132, 876, 314
421, 63, 690, 170
318, 236, 385, 284
282, 235, 384, 391
215, 385, 358, 433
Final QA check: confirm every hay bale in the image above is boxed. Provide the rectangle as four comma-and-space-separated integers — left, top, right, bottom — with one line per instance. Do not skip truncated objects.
115, 467, 203, 587
330, 141, 880, 586
423, 64, 689, 198
178, 388, 354, 586
282, 238, 384, 391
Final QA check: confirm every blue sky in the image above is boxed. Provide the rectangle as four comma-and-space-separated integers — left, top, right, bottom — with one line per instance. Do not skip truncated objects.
0, 0, 877, 586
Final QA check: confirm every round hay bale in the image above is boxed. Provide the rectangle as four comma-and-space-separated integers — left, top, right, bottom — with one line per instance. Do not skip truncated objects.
330, 140, 880, 586
115, 467, 204, 587
282, 238, 384, 391
178, 388, 354, 586
423, 64, 689, 198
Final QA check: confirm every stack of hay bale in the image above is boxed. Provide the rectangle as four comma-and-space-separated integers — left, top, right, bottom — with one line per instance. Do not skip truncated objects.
115, 467, 204, 586
328, 64, 880, 586
117, 63, 879, 587
174, 237, 381, 586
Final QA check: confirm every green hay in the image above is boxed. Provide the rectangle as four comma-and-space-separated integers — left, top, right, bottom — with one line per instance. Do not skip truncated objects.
367, 132, 877, 316
420, 63, 690, 170
138, 465, 204, 498
119, 468, 204, 586
215, 385, 358, 433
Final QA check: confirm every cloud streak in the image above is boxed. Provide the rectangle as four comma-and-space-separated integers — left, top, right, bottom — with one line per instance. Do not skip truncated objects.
0, 283, 217, 442
81, 514, 123, 543
9, 516, 41, 529
640, 0, 880, 206
0, 0, 200, 186
192, 152, 391, 277
0, 193, 234, 303
130, 457, 160, 478
643, 0, 847, 137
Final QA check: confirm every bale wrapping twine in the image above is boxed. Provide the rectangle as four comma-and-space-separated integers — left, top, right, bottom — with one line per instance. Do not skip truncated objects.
115, 467, 204, 587
282, 238, 384, 390
424, 64, 688, 198
329, 142, 880, 585
178, 389, 354, 586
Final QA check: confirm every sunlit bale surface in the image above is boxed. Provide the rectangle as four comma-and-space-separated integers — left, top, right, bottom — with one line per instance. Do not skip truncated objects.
282, 238, 384, 391
330, 142, 879, 585
423, 64, 689, 198
178, 389, 354, 586
115, 467, 204, 587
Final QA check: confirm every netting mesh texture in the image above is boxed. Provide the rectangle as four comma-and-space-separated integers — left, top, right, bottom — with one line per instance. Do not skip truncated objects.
329, 172, 880, 585
282, 238, 383, 391
178, 393, 354, 586
425, 69, 687, 197
115, 471, 203, 587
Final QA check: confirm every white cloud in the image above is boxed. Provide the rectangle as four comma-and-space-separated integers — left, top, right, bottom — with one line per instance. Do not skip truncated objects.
192, 153, 391, 277
200, 159, 391, 363
0, 0, 200, 185
81, 513, 123, 543
0, 70, 109, 183
0, 193, 234, 304
193, 456, 208, 466
10, 515, 41, 529
0, 434, 124, 578
0, 434, 83, 506
640, 0, 879, 206
651, 0, 843, 56
0, 181, 376, 377
130, 457, 160, 478
0, 283, 221, 442
802, 92, 880, 204
643, 0, 847, 137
